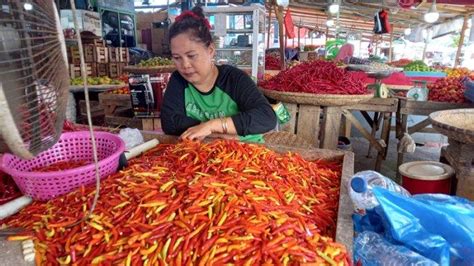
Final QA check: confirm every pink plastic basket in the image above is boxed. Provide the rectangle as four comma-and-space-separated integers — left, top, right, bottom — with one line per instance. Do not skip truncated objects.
0, 131, 125, 201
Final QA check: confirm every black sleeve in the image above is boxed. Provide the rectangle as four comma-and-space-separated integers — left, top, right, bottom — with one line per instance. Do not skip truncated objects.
161, 72, 200, 135
227, 68, 277, 136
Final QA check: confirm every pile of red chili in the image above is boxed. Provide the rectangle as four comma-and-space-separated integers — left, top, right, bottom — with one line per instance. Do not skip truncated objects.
3, 140, 349, 265
31, 161, 89, 172
260, 60, 367, 95
265, 55, 281, 70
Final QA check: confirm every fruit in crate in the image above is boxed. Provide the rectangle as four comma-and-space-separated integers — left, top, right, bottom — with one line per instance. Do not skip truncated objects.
427, 77, 466, 103
444, 67, 471, 78
138, 57, 174, 67
403, 60, 438, 72
389, 59, 412, 68
70, 76, 125, 86
107, 87, 130, 94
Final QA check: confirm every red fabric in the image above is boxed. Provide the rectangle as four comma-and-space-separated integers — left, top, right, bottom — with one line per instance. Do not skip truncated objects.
398, 0, 422, 9
379, 10, 391, 33
284, 9, 295, 39
350, 71, 440, 86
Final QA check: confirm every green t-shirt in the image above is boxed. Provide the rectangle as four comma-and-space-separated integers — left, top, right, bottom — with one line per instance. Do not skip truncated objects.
184, 83, 263, 143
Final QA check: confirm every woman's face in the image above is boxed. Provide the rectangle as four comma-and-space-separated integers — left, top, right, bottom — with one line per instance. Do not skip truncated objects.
170, 32, 215, 85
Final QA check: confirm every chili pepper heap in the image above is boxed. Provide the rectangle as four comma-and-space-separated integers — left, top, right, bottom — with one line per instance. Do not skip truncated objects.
4, 140, 350, 265
260, 60, 367, 95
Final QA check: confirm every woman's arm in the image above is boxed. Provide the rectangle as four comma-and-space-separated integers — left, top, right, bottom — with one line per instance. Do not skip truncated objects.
161, 73, 200, 135
229, 70, 277, 136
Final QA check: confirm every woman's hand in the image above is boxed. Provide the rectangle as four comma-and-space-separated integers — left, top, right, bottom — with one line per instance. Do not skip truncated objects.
180, 120, 217, 141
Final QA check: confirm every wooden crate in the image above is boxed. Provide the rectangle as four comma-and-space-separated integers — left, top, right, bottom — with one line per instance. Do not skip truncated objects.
79, 100, 104, 116
68, 47, 81, 64
139, 131, 355, 250
69, 63, 93, 78
108, 47, 120, 63
441, 145, 474, 200
95, 63, 108, 77
84, 45, 95, 63
82, 38, 106, 47
99, 92, 131, 115
119, 48, 129, 63
108, 63, 123, 78
94, 47, 109, 64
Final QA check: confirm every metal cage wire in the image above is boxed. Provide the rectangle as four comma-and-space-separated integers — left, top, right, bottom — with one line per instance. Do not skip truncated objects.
0, 0, 69, 159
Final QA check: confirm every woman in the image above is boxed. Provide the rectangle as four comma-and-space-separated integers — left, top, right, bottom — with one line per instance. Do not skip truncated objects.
161, 6, 276, 143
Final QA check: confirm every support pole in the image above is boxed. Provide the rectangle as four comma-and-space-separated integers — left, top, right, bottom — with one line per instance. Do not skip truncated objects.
274, 4, 286, 70
454, 14, 469, 67
389, 26, 394, 62
267, 6, 272, 49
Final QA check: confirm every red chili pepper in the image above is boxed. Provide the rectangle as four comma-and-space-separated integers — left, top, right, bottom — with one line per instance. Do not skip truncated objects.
5, 140, 350, 265
260, 60, 368, 95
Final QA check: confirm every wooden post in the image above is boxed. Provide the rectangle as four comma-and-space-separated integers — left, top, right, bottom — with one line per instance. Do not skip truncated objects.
267, 6, 272, 49
454, 14, 469, 67
389, 26, 394, 62
274, 4, 286, 70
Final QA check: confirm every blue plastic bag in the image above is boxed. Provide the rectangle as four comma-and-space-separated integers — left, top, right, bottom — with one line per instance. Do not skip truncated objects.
464, 77, 474, 103
372, 188, 474, 266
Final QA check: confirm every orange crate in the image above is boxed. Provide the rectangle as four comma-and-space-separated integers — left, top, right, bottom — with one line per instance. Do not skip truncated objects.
94, 47, 109, 64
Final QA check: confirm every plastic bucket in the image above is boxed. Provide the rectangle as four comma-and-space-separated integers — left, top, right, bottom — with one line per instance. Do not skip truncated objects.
399, 161, 454, 194
337, 136, 352, 151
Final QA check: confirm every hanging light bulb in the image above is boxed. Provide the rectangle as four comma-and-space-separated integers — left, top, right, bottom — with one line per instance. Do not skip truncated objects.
404, 28, 412, 35
23, 2, 33, 10
424, 0, 439, 23
329, 1, 340, 14
326, 19, 335, 27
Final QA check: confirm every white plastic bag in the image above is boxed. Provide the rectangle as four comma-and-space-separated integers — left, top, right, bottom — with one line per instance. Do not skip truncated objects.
119, 128, 144, 150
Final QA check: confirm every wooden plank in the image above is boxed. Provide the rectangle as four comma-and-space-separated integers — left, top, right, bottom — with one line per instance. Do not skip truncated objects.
342, 109, 384, 152
340, 115, 352, 138
320, 106, 342, 150
348, 98, 398, 113
296, 105, 320, 147
142, 118, 162, 131
400, 99, 474, 115
408, 118, 432, 134
281, 103, 298, 133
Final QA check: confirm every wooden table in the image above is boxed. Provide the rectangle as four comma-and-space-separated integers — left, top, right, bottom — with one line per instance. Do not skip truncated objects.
281, 97, 398, 171
396, 99, 474, 176
342, 97, 399, 171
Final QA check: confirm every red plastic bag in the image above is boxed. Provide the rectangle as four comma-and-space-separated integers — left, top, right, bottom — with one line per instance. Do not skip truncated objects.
284, 9, 295, 39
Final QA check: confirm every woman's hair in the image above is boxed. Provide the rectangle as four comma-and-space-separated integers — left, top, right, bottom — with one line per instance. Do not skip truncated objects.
169, 6, 212, 47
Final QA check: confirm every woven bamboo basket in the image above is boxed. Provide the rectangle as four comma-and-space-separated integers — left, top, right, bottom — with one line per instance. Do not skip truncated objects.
430, 108, 474, 144
124, 65, 176, 74
263, 131, 315, 149
259, 88, 373, 106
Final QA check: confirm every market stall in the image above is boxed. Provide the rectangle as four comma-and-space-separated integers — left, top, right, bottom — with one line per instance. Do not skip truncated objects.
1, 0, 474, 265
